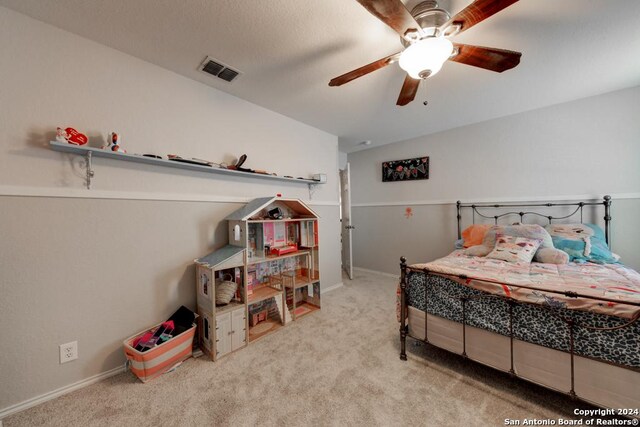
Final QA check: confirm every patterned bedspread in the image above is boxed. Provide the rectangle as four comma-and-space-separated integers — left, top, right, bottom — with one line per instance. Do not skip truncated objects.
409, 250, 640, 319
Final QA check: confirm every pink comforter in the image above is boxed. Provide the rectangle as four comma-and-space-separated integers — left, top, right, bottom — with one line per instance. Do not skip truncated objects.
409, 251, 640, 319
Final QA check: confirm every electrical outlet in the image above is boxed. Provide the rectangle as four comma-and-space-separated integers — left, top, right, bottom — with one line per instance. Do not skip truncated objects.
59, 341, 78, 364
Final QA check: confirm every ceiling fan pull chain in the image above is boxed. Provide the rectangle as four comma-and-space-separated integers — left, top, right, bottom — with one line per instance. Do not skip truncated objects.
423, 82, 428, 106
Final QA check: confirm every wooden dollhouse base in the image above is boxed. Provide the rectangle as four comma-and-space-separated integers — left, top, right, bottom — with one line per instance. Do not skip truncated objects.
292, 302, 320, 319
248, 318, 283, 342
250, 321, 274, 335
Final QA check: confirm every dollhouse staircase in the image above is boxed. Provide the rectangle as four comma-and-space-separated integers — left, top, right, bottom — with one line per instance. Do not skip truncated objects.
275, 296, 292, 323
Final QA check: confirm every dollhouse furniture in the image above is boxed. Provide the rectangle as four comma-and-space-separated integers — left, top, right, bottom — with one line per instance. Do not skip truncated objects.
250, 310, 268, 327
195, 196, 321, 361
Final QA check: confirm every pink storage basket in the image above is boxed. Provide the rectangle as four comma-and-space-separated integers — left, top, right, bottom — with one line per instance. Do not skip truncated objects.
123, 322, 196, 383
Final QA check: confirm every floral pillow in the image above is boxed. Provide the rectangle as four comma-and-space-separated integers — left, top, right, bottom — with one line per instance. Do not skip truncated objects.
486, 234, 543, 263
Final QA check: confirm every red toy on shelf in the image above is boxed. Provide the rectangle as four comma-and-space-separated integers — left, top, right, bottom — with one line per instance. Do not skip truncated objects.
56, 127, 88, 146
271, 244, 298, 256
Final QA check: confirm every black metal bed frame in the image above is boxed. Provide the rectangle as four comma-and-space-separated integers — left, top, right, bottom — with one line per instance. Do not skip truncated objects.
455, 195, 612, 247
398, 195, 640, 403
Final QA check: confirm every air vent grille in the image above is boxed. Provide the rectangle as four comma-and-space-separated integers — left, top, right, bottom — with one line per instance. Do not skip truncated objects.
202, 60, 224, 76
218, 68, 239, 82
199, 56, 241, 83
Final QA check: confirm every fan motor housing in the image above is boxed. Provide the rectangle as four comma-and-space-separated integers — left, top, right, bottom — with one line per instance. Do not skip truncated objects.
401, 1, 451, 47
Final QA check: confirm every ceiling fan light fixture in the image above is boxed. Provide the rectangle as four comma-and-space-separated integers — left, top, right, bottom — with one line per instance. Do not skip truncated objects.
398, 36, 453, 79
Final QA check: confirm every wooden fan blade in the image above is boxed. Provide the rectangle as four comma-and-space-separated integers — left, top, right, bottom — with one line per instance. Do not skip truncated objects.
449, 43, 521, 72
356, 0, 421, 39
443, 0, 519, 35
329, 52, 401, 86
396, 75, 420, 106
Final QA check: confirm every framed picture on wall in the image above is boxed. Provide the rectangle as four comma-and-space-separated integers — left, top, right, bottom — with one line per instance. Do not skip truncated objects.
382, 156, 429, 182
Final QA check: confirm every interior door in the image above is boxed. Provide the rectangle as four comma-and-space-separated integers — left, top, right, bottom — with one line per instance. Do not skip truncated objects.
231, 308, 246, 351
339, 163, 353, 279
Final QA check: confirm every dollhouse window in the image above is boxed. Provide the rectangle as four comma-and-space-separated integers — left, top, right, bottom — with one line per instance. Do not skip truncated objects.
201, 273, 209, 296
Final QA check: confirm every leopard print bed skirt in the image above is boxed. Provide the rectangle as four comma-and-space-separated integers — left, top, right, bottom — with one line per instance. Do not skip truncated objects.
406, 271, 640, 368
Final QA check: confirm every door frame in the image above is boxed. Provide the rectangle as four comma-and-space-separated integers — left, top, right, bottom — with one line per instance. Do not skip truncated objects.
339, 163, 353, 280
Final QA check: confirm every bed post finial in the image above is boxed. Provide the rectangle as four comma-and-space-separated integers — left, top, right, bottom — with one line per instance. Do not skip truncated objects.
399, 256, 408, 361
456, 201, 462, 239
603, 195, 611, 247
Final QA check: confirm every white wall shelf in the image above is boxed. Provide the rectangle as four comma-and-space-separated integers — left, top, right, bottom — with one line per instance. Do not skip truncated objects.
49, 140, 325, 189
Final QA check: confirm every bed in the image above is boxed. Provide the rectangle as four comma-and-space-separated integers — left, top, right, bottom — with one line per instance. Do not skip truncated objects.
397, 196, 640, 411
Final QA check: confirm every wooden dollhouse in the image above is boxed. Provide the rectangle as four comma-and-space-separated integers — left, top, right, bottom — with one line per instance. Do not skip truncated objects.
195, 196, 321, 361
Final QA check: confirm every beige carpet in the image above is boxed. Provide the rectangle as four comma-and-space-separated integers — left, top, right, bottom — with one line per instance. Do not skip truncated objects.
4, 270, 598, 426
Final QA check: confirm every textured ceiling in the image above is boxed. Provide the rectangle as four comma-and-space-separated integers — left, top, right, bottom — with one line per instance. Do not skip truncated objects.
2, 0, 639, 153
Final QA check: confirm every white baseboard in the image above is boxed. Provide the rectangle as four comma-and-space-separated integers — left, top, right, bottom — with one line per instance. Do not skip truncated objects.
353, 267, 398, 279
0, 364, 126, 420
321, 282, 343, 294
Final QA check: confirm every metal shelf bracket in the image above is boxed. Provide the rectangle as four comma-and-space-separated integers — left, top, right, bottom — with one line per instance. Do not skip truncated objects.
308, 183, 319, 199
85, 151, 95, 189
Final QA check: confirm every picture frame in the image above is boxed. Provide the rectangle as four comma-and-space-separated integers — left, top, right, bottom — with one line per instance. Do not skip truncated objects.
382, 156, 429, 182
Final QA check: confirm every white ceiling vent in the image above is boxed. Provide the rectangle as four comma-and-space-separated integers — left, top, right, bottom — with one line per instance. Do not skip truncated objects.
199, 56, 241, 83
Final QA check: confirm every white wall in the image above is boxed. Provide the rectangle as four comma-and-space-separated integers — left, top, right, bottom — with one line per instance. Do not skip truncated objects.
0, 6, 341, 414
348, 86, 640, 274
338, 151, 348, 170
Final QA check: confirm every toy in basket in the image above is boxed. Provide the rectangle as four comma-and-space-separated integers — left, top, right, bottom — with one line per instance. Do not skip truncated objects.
215, 273, 237, 305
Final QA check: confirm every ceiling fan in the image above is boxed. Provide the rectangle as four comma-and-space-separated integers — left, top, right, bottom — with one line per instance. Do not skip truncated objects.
329, 0, 522, 106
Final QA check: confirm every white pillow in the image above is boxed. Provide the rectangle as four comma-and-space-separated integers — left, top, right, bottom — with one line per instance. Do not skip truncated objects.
486, 235, 542, 263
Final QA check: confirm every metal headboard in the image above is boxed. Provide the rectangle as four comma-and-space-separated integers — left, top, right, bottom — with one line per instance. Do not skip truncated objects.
456, 195, 612, 246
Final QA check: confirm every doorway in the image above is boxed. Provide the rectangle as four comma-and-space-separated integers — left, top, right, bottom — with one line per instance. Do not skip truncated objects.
339, 163, 353, 280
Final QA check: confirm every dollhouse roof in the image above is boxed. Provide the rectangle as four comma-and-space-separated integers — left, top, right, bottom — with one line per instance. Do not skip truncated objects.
225, 197, 318, 221
196, 245, 244, 268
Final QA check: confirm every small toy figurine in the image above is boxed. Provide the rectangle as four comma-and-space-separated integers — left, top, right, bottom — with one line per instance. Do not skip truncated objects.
55, 127, 68, 143
57, 127, 88, 145
107, 132, 126, 153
